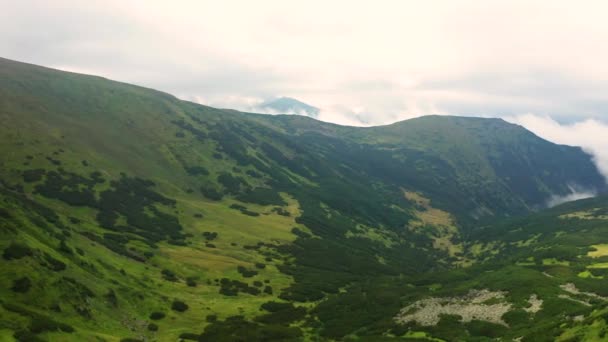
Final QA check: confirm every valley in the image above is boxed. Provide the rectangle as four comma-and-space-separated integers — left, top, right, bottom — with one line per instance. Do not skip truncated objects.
2, 57, 608, 341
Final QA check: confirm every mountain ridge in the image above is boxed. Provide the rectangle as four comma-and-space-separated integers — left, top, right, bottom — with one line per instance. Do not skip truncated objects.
1, 57, 607, 341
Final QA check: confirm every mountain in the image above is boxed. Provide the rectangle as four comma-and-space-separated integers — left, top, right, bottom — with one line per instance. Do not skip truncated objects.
0, 57, 606, 341
255, 97, 320, 117
399, 194, 608, 341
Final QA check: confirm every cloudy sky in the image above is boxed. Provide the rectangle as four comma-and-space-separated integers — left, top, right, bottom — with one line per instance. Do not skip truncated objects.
4, 0, 608, 175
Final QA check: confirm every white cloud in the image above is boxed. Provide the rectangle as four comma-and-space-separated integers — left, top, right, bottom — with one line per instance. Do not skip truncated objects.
546, 185, 596, 208
505, 114, 608, 182
4, 1, 608, 125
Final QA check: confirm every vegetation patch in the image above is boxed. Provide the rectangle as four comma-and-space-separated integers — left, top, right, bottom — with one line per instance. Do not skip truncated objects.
171, 300, 189, 312
3, 243, 33, 260
256, 301, 307, 325
200, 186, 223, 201
184, 165, 209, 176
588, 244, 608, 258
161, 269, 179, 282
3, 303, 75, 334
404, 190, 464, 260
149, 312, 165, 320
219, 278, 261, 296
199, 315, 302, 341
229, 203, 260, 216
40, 252, 67, 271
11, 277, 32, 293
236, 187, 286, 206
237, 266, 258, 278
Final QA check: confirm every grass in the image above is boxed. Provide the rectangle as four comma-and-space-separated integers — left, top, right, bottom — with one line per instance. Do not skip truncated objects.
557, 317, 607, 341
588, 244, 608, 258
560, 209, 608, 221
404, 190, 464, 259
0, 167, 305, 340
578, 270, 603, 279
403, 331, 446, 341
542, 258, 570, 266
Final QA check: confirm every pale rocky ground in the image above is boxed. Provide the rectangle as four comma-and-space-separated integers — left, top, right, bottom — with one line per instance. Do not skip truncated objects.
394, 289, 512, 326
559, 282, 608, 307
524, 294, 543, 313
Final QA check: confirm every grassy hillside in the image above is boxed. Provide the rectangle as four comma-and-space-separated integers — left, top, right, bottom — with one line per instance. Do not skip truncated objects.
377, 195, 608, 341
0, 57, 606, 341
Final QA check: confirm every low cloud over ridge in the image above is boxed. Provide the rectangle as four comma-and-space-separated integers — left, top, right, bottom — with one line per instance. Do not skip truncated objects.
505, 114, 608, 183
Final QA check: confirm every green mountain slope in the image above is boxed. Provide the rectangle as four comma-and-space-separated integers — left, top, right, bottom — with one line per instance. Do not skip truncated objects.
376, 195, 608, 341
0, 57, 606, 341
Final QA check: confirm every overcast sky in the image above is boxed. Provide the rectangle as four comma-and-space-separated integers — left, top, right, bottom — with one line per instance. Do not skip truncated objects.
4, 0, 608, 180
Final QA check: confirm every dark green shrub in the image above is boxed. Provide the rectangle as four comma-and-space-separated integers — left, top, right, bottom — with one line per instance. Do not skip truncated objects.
167, 239, 187, 246
465, 320, 508, 338
256, 301, 307, 325
219, 278, 261, 296
201, 187, 223, 201
170, 119, 207, 141
503, 309, 530, 327
241, 209, 259, 217
60, 277, 95, 298
11, 277, 32, 293
237, 266, 258, 278
147, 323, 158, 331
178, 332, 199, 340
68, 216, 81, 224
260, 302, 293, 312
3, 243, 33, 260
185, 166, 209, 176
236, 188, 286, 206
161, 269, 178, 282
202, 232, 218, 241
13, 330, 44, 342
230, 204, 247, 211
105, 289, 118, 307
291, 227, 311, 238
0, 208, 11, 218
149, 312, 165, 320
199, 315, 302, 341
22, 169, 46, 182
171, 300, 189, 312
272, 207, 290, 216
217, 173, 248, 194
29, 316, 74, 333
41, 252, 66, 271
229, 204, 260, 216
58, 240, 73, 255
89, 171, 105, 183
186, 277, 197, 287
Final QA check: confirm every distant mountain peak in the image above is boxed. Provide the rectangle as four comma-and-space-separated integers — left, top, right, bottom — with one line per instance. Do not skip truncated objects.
256, 97, 320, 118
